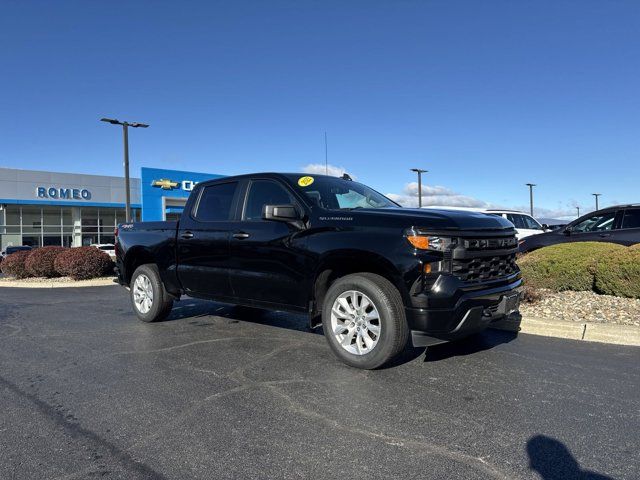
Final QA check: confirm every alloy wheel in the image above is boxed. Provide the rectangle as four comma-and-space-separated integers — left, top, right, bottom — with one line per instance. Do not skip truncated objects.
330, 290, 381, 355
133, 274, 154, 314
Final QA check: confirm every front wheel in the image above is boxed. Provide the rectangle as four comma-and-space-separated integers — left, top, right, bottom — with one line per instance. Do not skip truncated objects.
322, 273, 409, 369
130, 264, 174, 322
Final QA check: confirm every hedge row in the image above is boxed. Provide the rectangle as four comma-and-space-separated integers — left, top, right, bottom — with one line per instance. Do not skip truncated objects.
594, 243, 640, 298
518, 242, 640, 298
1, 246, 114, 280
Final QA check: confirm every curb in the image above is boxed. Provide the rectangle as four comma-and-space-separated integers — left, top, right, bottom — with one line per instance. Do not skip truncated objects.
491, 315, 640, 347
0, 277, 117, 289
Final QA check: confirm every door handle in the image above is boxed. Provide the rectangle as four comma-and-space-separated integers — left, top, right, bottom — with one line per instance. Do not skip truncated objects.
232, 232, 250, 240
599, 233, 611, 238
181, 231, 194, 239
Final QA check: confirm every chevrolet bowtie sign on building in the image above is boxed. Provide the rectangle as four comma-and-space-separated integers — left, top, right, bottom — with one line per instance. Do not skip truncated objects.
151, 179, 179, 190
141, 167, 224, 221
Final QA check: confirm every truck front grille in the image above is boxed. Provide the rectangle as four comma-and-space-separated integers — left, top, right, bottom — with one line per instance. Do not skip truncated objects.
451, 253, 518, 282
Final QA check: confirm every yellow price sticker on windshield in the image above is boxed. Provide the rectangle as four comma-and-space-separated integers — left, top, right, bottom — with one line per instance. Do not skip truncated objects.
298, 176, 315, 187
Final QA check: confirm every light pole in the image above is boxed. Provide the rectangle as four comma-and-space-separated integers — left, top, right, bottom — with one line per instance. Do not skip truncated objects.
592, 193, 601, 211
525, 183, 536, 217
100, 118, 149, 222
576, 206, 581, 218
411, 168, 428, 208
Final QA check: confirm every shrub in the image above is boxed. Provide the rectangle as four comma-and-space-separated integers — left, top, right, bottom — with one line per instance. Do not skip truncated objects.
517, 242, 625, 292
24, 246, 67, 278
594, 247, 640, 298
54, 246, 115, 280
0, 250, 33, 279
521, 285, 544, 303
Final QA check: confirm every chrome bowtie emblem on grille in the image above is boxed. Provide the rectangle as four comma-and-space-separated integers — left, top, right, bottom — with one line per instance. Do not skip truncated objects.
151, 179, 179, 190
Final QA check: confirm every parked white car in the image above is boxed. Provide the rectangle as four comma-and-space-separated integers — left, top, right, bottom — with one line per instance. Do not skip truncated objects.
424, 207, 548, 240
90, 243, 116, 260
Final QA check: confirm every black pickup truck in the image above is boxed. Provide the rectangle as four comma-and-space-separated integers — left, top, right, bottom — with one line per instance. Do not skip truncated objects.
115, 173, 522, 369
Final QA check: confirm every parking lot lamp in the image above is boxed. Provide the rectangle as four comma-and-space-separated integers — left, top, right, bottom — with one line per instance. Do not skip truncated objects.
526, 183, 536, 217
100, 118, 149, 222
411, 168, 428, 208
592, 193, 601, 211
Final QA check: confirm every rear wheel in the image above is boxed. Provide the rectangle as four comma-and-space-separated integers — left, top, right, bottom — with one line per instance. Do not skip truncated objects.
130, 264, 173, 322
322, 273, 408, 369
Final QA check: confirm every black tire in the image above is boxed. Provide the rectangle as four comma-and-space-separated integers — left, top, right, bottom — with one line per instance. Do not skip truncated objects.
130, 264, 174, 323
322, 273, 409, 369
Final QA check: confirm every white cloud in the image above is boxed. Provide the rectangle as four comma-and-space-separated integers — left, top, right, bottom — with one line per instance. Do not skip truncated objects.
386, 182, 491, 209
302, 163, 354, 178
388, 183, 587, 220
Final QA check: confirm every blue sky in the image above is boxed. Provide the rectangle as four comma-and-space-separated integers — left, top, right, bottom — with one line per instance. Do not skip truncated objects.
1, 0, 638, 218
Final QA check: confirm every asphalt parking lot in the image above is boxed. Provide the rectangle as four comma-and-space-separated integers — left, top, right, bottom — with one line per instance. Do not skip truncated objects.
1, 286, 638, 479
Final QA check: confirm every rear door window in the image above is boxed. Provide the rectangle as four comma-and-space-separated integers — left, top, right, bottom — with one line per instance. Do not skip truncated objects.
506, 214, 527, 229
621, 209, 640, 229
193, 182, 238, 222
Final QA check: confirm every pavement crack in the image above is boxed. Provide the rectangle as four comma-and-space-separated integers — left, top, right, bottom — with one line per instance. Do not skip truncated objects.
265, 384, 509, 480
126, 340, 305, 452
112, 336, 265, 355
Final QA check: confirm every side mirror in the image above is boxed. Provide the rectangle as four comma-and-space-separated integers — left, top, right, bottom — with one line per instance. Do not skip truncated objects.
541, 223, 549, 230
563, 227, 572, 236
263, 204, 302, 224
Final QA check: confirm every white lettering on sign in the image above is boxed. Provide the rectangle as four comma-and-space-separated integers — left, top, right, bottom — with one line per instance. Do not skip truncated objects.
181, 180, 197, 191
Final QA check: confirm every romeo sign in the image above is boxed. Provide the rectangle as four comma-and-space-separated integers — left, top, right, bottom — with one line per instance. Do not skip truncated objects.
36, 187, 92, 200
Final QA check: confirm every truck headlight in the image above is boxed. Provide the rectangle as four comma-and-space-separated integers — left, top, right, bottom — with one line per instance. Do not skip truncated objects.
406, 234, 444, 251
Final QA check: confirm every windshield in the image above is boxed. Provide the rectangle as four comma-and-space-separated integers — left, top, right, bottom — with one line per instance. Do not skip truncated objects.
294, 176, 399, 210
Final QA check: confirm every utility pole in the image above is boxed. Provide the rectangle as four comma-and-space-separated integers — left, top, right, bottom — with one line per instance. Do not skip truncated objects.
100, 118, 149, 222
411, 168, 428, 208
526, 183, 536, 217
592, 193, 601, 211
576, 206, 581, 218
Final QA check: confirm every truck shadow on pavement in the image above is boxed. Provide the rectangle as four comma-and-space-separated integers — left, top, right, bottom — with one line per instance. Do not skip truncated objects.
168, 299, 316, 333
527, 435, 613, 479
422, 329, 518, 363
166, 298, 520, 368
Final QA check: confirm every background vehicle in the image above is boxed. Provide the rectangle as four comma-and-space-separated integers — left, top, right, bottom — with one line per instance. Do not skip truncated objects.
425, 207, 547, 240
1, 245, 32, 258
519, 204, 640, 253
115, 173, 522, 369
90, 243, 116, 260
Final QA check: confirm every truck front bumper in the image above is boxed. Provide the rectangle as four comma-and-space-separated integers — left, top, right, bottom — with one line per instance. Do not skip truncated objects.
405, 274, 523, 347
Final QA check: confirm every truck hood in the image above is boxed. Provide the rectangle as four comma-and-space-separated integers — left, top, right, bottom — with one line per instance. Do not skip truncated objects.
347, 207, 514, 231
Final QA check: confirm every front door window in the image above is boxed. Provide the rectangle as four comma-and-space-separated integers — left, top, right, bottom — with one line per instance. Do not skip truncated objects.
572, 212, 616, 233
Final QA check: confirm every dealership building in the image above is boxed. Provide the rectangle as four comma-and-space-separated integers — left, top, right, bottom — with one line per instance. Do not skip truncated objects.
0, 166, 222, 250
